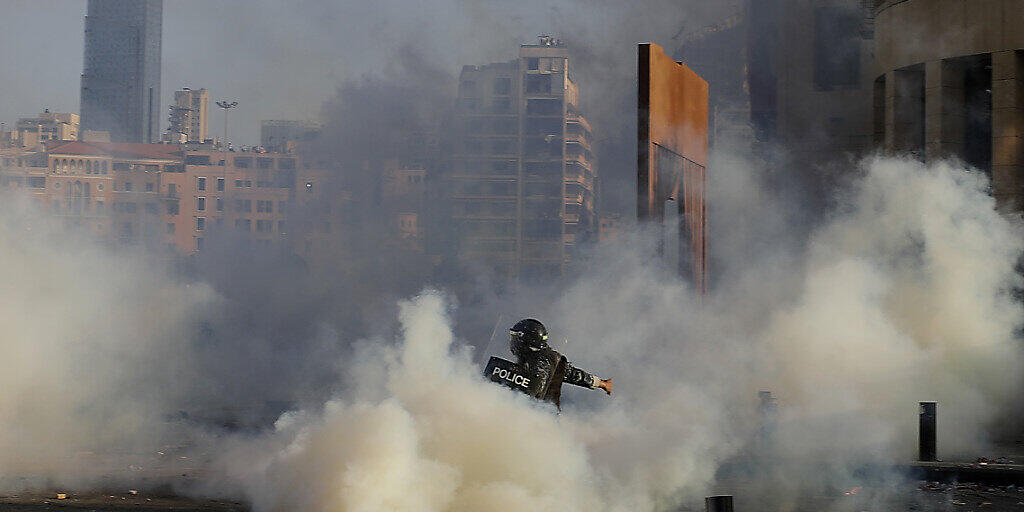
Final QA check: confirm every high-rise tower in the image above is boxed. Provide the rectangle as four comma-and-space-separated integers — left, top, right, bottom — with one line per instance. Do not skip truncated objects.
80, 0, 163, 143
446, 37, 598, 282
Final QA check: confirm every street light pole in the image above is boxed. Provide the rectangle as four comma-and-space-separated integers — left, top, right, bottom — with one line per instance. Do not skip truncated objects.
216, 100, 238, 238
216, 100, 238, 151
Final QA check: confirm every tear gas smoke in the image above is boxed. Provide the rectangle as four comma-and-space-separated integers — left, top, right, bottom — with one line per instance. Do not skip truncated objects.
2, 2, 1022, 510
209, 156, 1023, 512
0, 152, 1019, 510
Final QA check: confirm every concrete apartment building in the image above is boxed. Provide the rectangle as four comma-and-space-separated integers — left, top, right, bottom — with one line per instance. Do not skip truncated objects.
166, 88, 210, 143
447, 37, 597, 281
873, 0, 1024, 211
0, 142, 342, 259
79, 0, 163, 143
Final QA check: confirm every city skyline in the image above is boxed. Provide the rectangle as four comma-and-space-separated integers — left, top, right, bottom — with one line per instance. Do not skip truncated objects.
0, 0, 737, 148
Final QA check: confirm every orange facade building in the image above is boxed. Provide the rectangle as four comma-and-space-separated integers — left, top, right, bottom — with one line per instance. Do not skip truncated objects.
0, 142, 341, 259
638, 43, 709, 292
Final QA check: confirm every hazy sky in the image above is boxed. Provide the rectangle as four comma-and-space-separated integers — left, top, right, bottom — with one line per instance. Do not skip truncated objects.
1, 0, 737, 146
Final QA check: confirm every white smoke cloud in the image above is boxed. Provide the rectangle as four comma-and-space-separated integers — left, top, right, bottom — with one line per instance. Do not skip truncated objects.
0, 154, 1020, 510
219, 155, 1022, 511
0, 198, 218, 488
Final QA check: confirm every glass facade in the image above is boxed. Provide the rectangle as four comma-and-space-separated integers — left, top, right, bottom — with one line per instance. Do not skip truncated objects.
80, 0, 162, 143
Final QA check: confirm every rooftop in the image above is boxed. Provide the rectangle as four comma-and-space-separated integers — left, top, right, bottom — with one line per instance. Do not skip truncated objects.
46, 141, 185, 161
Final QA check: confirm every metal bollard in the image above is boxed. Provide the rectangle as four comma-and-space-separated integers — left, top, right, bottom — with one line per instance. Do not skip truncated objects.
919, 401, 937, 461
705, 495, 734, 512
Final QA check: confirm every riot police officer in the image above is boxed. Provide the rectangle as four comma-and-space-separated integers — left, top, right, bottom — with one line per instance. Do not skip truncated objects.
509, 318, 612, 408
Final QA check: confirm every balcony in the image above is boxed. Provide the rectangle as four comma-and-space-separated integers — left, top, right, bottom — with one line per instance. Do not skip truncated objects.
566, 112, 592, 132
564, 131, 591, 147
564, 192, 584, 204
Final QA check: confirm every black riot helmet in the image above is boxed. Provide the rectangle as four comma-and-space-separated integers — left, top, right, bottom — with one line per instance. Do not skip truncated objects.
510, 318, 549, 356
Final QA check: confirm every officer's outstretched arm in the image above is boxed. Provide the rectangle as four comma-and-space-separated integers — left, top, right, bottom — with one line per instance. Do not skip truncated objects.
565, 362, 613, 395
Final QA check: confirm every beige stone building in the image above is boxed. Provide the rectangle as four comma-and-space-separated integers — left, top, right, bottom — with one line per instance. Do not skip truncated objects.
447, 37, 597, 281
873, 0, 1024, 210
2, 111, 80, 148
167, 88, 210, 143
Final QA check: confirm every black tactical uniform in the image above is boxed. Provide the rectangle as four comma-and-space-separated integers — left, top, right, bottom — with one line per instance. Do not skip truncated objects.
510, 319, 599, 408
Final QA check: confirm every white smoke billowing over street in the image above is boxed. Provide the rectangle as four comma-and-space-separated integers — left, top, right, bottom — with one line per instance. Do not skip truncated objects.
202, 156, 1024, 510
0, 156, 1021, 509
0, 200, 217, 487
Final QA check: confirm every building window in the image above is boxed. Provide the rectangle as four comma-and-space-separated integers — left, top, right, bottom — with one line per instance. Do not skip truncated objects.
216, 197, 223, 211
527, 99, 561, 115
167, 201, 179, 215
527, 57, 539, 70
257, 157, 274, 169
197, 197, 206, 211
234, 157, 252, 168
278, 221, 286, 233
494, 77, 511, 95
96, 200, 104, 213
196, 217, 206, 231
257, 200, 274, 213
491, 97, 512, 113
167, 222, 175, 234
217, 177, 225, 191
197, 177, 206, 191
145, 203, 158, 215
196, 237, 204, 251
525, 74, 552, 94
235, 179, 243, 187
186, 155, 211, 165
235, 219, 251, 231
123, 202, 137, 213
146, 182, 154, 192
125, 181, 133, 191
278, 158, 295, 170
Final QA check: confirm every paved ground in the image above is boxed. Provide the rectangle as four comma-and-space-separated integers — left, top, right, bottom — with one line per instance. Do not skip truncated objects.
0, 492, 247, 512
700, 478, 1024, 512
